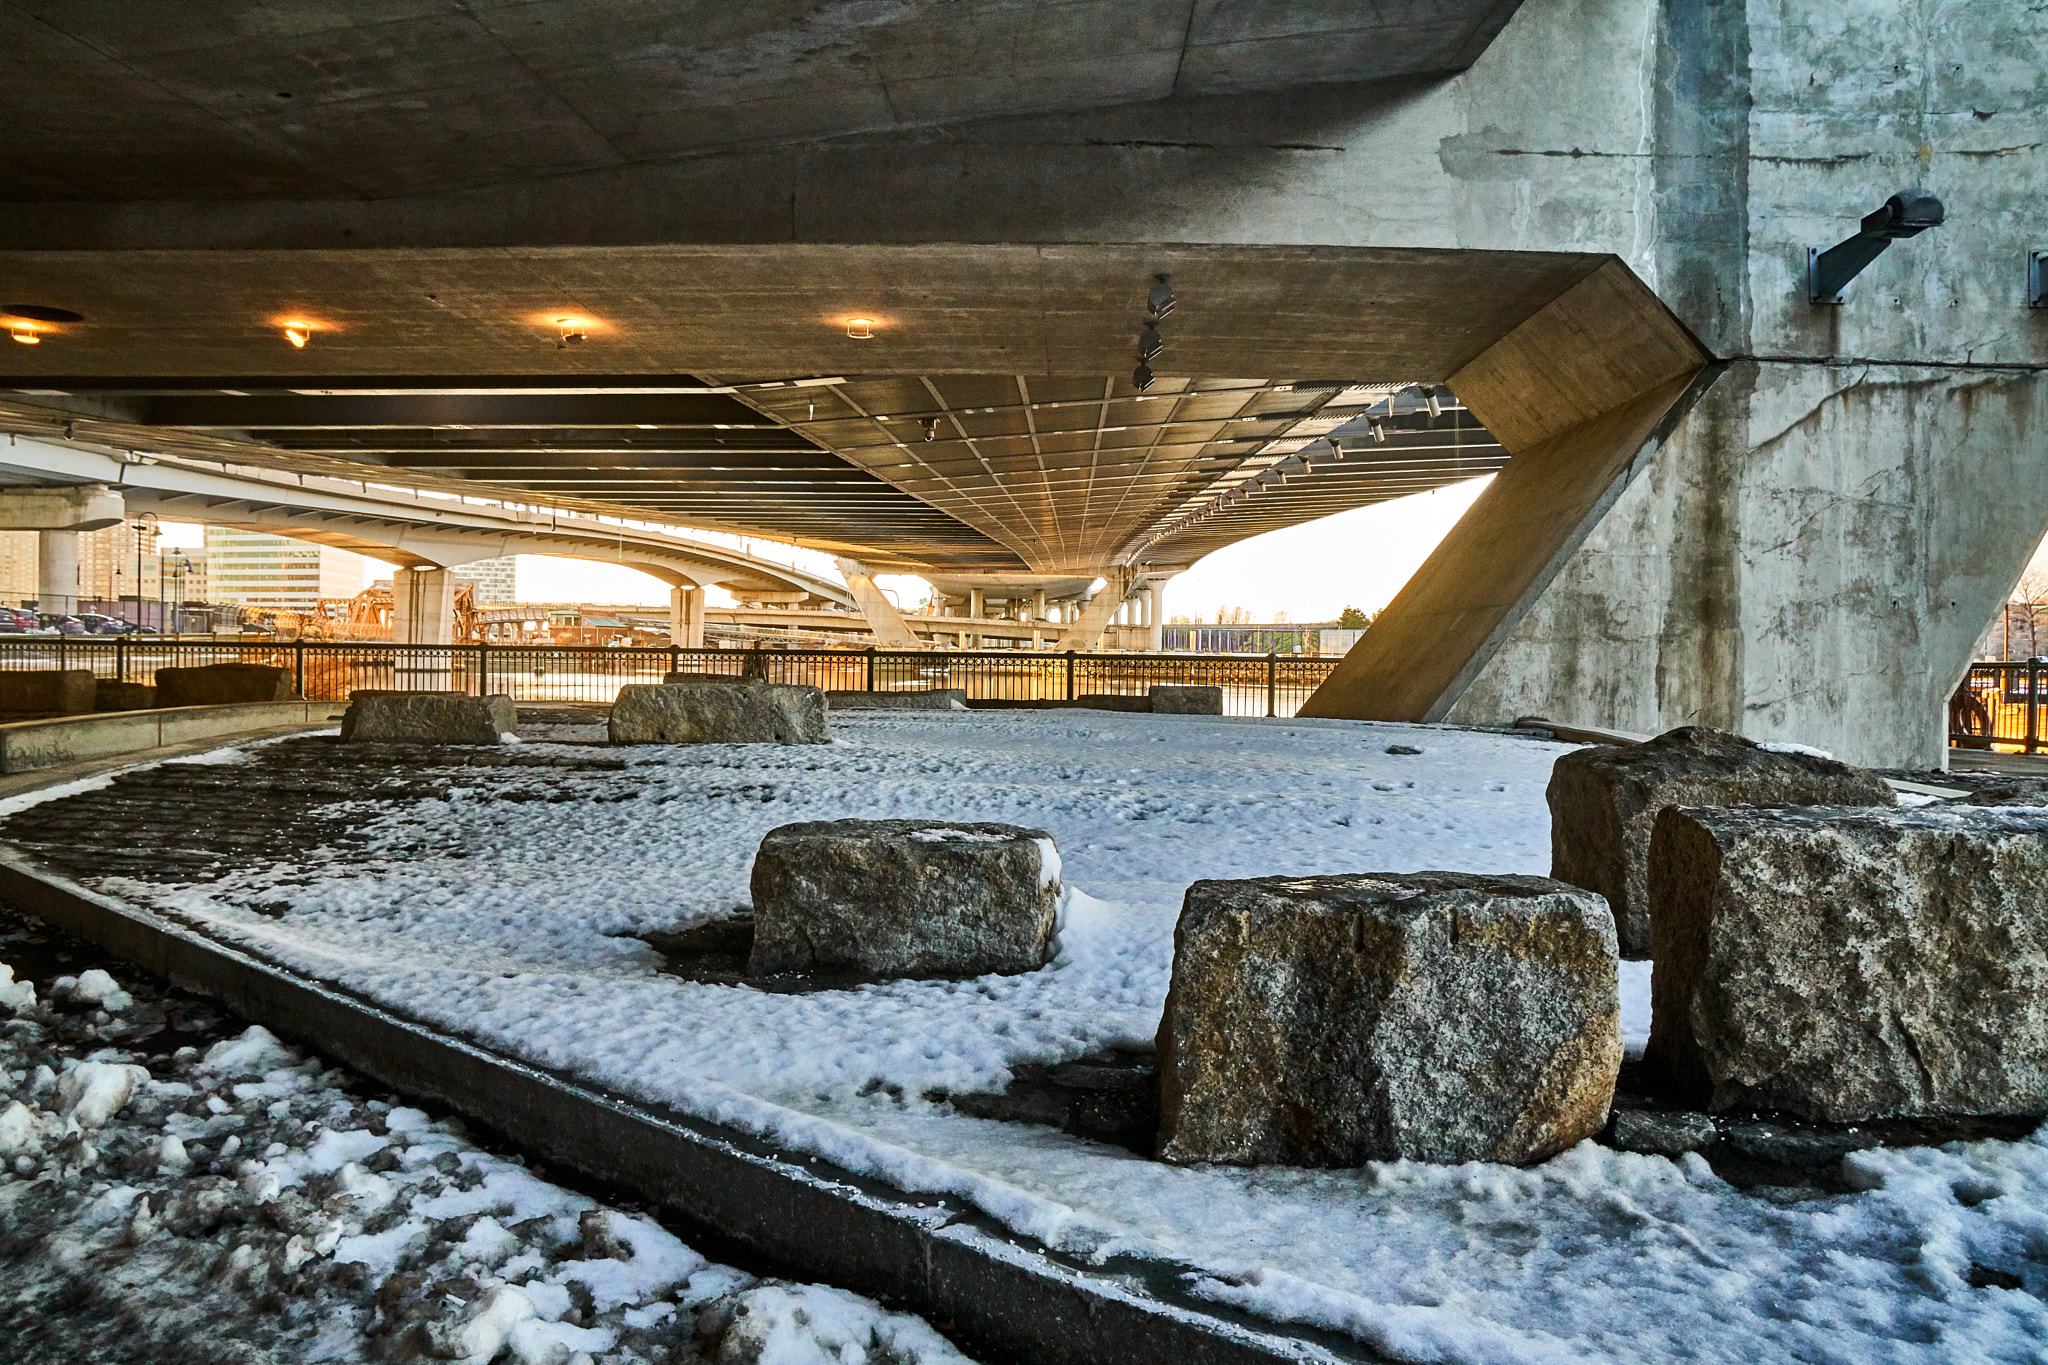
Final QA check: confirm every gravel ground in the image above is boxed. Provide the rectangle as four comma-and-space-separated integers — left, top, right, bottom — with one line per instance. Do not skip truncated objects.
0, 903, 975, 1365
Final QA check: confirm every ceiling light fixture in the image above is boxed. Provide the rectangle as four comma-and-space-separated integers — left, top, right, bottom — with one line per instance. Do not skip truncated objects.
2, 303, 82, 347
1148, 274, 1175, 319
1132, 363, 1155, 392
282, 321, 312, 348
556, 318, 587, 348
846, 318, 875, 340
923, 417, 940, 442
1138, 324, 1164, 361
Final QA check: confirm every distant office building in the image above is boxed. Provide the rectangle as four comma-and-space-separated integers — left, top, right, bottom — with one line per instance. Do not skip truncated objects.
452, 556, 518, 605
0, 532, 33, 606
203, 527, 374, 610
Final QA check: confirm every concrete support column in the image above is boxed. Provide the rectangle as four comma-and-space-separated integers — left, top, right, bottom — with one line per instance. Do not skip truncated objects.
1033, 589, 1047, 622
392, 566, 457, 691
1145, 584, 1163, 652
669, 584, 705, 649
392, 567, 456, 644
36, 529, 78, 616
969, 588, 984, 619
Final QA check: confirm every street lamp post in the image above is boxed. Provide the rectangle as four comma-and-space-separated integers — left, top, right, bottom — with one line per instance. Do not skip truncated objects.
132, 514, 159, 629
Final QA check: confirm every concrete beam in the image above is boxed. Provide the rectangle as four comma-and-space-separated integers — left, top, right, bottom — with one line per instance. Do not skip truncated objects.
0, 484, 124, 532
1061, 572, 1132, 653
833, 558, 922, 649
1300, 262, 1711, 723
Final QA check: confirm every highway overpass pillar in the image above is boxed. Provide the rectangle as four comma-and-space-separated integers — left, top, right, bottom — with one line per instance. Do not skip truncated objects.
391, 567, 456, 690
669, 585, 705, 649
0, 485, 125, 617
35, 531, 78, 616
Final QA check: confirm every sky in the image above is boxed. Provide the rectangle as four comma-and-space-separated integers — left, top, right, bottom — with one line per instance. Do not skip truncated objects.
153, 474, 1495, 622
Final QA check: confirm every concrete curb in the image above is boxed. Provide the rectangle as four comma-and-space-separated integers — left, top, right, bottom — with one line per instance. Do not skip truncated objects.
0, 700, 333, 773
0, 851, 1388, 1365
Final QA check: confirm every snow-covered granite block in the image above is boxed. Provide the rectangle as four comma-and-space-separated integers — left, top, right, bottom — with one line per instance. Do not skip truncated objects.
748, 819, 1061, 979
1548, 726, 1894, 958
824, 689, 967, 711
341, 692, 515, 745
1156, 871, 1620, 1168
1150, 685, 1223, 715
1648, 804, 2048, 1122
610, 681, 827, 745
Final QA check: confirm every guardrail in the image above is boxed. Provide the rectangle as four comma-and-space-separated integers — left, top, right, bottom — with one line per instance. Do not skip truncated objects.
0, 640, 1341, 718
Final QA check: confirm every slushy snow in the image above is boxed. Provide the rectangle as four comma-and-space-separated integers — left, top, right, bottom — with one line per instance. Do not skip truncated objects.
66, 710, 2048, 1362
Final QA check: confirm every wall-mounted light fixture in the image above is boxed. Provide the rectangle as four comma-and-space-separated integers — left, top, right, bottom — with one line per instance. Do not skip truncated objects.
846, 317, 875, 340
3, 304, 82, 345
282, 321, 313, 348
556, 317, 587, 348
1809, 189, 1946, 303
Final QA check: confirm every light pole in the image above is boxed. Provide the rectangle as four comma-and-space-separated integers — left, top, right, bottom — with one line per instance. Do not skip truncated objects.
164, 551, 192, 636
132, 513, 159, 629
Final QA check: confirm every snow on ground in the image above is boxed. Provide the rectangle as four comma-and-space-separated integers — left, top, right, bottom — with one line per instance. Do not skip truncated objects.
0, 923, 973, 1364
66, 711, 2048, 1362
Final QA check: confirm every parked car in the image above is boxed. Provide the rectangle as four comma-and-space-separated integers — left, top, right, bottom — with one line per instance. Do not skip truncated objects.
73, 613, 140, 635
38, 615, 87, 635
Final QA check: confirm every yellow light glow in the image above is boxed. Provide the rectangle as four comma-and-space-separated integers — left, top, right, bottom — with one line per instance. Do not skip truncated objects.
283, 323, 311, 348
845, 317, 875, 340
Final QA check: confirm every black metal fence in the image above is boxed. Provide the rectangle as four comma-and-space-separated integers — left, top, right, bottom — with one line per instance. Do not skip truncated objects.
1952, 660, 2048, 751
0, 640, 1341, 719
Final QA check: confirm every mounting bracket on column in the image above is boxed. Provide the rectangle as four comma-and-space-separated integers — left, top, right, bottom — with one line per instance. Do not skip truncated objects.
2029, 251, 2047, 309
1807, 189, 1945, 304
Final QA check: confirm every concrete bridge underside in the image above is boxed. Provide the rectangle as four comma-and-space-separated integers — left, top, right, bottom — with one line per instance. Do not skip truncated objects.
0, 0, 2039, 767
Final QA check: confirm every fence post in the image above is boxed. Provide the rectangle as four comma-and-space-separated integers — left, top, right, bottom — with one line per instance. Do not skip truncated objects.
669, 644, 680, 678
294, 640, 306, 699
1064, 650, 1076, 701
476, 643, 488, 697
2030, 659, 2041, 755
115, 637, 127, 683
865, 646, 876, 694
1266, 653, 1278, 717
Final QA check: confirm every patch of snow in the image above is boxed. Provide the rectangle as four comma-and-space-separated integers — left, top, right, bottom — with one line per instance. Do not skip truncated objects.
198, 1024, 297, 1078
71, 967, 133, 1011
0, 1099, 37, 1153
92, 711, 2048, 1363
1618, 960, 1651, 1059
0, 961, 34, 1013
1758, 741, 1834, 759
715, 1283, 974, 1364
1033, 836, 1061, 890
55, 1059, 147, 1127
